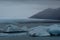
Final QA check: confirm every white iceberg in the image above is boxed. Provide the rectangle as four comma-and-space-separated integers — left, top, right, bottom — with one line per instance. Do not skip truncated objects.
28, 24, 60, 37
48, 24, 60, 36
0, 24, 28, 37
0, 24, 28, 33
5, 24, 21, 32
28, 26, 50, 37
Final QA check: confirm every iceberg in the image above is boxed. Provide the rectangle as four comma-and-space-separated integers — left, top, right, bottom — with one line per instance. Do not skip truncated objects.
5, 24, 21, 32
0, 24, 28, 33
28, 24, 60, 37
48, 24, 60, 36
0, 24, 27, 37
28, 26, 50, 37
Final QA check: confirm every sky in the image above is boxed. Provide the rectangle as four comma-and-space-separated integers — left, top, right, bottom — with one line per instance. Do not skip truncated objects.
0, 0, 60, 19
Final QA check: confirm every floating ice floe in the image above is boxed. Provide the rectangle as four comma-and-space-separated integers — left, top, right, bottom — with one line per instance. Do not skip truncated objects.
1, 24, 28, 32
28, 26, 50, 37
48, 24, 60, 36
0, 24, 28, 37
6, 24, 21, 32
28, 24, 60, 37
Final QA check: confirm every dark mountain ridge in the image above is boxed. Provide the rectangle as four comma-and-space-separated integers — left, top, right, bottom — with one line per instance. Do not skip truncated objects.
30, 8, 60, 20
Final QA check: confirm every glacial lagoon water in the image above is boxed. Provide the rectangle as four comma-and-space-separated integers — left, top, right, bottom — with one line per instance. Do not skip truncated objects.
0, 23, 60, 40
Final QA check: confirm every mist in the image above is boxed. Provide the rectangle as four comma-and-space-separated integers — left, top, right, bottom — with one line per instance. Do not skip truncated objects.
0, 0, 60, 19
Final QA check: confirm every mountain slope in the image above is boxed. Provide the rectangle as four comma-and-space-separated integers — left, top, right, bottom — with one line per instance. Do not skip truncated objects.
30, 8, 60, 20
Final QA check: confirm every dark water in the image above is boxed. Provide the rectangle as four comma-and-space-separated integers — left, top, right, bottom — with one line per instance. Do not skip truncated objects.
0, 36, 60, 40
0, 32, 60, 40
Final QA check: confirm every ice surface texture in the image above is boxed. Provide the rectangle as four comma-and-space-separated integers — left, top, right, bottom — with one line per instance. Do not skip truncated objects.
28, 24, 60, 37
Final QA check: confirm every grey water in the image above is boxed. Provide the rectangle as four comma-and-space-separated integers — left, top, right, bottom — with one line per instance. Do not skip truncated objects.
0, 22, 60, 40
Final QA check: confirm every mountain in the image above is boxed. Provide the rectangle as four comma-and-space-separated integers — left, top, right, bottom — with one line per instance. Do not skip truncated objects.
30, 8, 60, 20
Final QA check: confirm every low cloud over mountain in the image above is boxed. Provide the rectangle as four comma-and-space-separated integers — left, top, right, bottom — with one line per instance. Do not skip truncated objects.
30, 8, 60, 20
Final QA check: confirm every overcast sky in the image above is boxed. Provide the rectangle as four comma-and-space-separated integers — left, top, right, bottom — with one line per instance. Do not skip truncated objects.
0, 0, 60, 19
